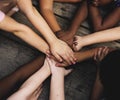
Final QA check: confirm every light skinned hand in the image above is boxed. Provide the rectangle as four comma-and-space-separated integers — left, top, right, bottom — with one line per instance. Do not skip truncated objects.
46, 57, 72, 76
50, 39, 76, 65
94, 46, 115, 62
73, 35, 83, 51
46, 54, 73, 67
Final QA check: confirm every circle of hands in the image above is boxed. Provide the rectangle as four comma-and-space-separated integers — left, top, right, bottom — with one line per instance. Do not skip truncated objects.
46, 29, 115, 68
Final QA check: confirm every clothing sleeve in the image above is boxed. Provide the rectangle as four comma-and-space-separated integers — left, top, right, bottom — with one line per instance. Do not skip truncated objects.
0, 10, 5, 22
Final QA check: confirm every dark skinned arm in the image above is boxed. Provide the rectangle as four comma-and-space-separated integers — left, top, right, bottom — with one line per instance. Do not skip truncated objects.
88, 2, 120, 31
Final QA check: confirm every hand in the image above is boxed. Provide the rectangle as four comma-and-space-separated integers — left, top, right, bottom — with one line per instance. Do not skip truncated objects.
50, 39, 76, 65
46, 54, 73, 67
56, 30, 74, 47
73, 35, 83, 51
47, 57, 65, 75
55, 59, 72, 67
46, 57, 72, 76
93, 46, 115, 62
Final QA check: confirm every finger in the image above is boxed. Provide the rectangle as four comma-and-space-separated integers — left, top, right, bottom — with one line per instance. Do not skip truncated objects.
73, 36, 77, 41
73, 41, 78, 45
66, 51, 76, 64
94, 49, 98, 61
73, 43, 78, 51
35, 85, 43, 97
62, 54, 72, 65
46, 50, 52, 57
56, 62, 68, 67
46, 57, 54, 69
48, 55, 58, 62
54, 53, 63, 62
103, 47, 109, 56
97, 47, 103, 57
100, 47, 108, 56
95, 47, 103, 61
70, 54, 77, 64
97, 47, 108, 61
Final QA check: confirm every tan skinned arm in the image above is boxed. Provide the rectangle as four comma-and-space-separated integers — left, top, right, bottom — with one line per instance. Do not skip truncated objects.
17, 0, 76, 65
39, 0, 61, 32
0, 15, 49, 55
88, 1, 120, 31
73, 27, 120, 51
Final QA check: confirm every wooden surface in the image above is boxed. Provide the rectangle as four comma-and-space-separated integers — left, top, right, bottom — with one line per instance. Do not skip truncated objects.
53, 2, 120, 49
0, 1, 120, 100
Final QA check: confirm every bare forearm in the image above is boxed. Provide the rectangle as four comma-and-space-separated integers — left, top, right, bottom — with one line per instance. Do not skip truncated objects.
74, 48, 95, 62
24, 7, 58, 44
50, 74, 65, 100
14, 28, 48, 53
81, 27, 120, 47
88, 5, 102, 31
69, 0, 88, 34
40, 9, 61, 32
0, 16, 49, 54
50, 66, 65, 100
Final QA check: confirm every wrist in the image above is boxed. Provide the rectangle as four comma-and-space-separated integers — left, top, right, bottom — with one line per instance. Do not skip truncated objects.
55, 30, 63, 35
40, 45, 50, 55
47, 34, 58, 45
42, 48, 48, 55
79, 36, 86, 48
49, 37, 60, 46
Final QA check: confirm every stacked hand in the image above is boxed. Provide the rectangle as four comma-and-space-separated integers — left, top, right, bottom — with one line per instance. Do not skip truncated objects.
46, 57, 72, 76
49, 38, 76, 66
93, 46, 115, 62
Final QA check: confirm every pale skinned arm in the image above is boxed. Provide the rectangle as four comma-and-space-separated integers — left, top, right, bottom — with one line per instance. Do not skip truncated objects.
73, 27, 120, 51
7, 47, 106, 99
8, 57, 71, 100
49, 59, 65, 100
7, 58, 51, 100
17, 0, 76, 65
0, 15, 50, 55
